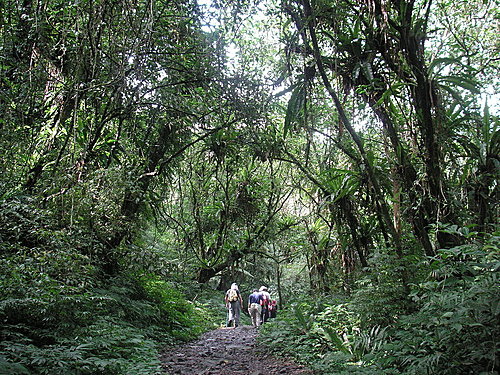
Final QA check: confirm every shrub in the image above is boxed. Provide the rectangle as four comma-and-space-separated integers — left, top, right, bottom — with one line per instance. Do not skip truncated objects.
0, 318, 162, 375
259, 234, 499, 375
258, 300, 391, 374
378, 234, 499, 374
0, 197, 216, 374
138, 275, 217, 340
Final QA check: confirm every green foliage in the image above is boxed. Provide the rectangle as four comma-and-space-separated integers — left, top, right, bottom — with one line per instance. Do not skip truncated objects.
0, 272, 215, 374
0, 197, 216, 374
258, 299, 390, 374
1, 319, 162, 375
351, 252, 416, 327
284, 82, 307, 138
138, 275, 217, 340
260, 235, 499, 375
1, 0, 499, 374
378, 235, 500, 374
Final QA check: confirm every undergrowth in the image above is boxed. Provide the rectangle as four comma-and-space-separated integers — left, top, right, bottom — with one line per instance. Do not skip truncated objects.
259, 233, 499, 375
0, 272, 218, 374
0, 197, 218, 374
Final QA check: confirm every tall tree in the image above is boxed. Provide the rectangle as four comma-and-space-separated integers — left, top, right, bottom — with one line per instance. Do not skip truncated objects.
279, 0, 498, 273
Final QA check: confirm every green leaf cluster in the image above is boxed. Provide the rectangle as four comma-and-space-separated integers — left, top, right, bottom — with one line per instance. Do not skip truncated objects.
380, 235, 500, 374
0, 197, 217, 374
259, 234, 499, 374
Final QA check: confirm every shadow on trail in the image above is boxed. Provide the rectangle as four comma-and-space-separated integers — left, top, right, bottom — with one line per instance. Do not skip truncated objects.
161, 325, 312, 375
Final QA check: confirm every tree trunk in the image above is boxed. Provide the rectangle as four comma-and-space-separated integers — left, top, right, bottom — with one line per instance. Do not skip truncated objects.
303, 0, 403, 258
103, 121, 176, 275
276, 262, 283, 310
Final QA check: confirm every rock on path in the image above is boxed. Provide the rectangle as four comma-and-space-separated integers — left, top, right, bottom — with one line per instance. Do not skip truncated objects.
160, 325, 312, 375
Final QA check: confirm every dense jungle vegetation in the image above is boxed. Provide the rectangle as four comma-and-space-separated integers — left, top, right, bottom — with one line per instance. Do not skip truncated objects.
0, 0, 498, 374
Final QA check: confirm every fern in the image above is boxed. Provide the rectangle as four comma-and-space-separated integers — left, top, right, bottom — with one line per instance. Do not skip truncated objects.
292, 303, 314, 332
322, 326, 351, 355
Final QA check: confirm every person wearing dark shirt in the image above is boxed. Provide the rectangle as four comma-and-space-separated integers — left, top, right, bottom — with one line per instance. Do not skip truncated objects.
247, 289, 263, 327
269, 299, 278, 318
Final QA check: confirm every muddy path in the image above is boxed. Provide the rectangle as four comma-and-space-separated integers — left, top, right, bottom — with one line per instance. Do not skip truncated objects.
160, 325, 312, 375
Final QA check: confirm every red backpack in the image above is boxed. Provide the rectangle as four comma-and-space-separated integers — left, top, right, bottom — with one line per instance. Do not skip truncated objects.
260, 293, 269, 307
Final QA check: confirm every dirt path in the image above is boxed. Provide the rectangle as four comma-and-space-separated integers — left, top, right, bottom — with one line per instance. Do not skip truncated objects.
160, 325, 312, 375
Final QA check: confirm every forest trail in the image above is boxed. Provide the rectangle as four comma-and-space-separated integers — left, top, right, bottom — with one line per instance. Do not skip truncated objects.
160, 326, 312, 375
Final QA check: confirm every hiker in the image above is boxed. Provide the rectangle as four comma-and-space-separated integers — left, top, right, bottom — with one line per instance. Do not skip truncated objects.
247, 289, 263, 327
259, 286, 271, 324
225, 283, 243, 328
269, 299, 278, 318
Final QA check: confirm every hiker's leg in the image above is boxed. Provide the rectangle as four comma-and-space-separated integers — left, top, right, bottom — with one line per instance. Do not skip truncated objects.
250, 305, 258, 326
227, 306, 235, 327
233, 302, 241, 327
249, 307, 254, 326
